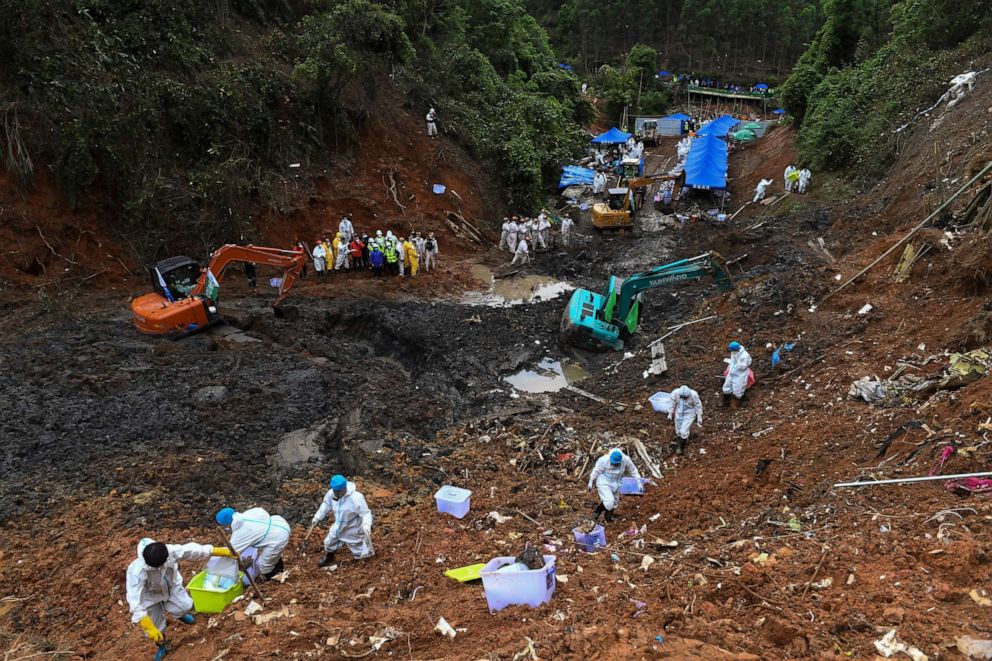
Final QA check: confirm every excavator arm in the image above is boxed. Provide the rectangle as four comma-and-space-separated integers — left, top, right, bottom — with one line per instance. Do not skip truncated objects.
563, 251, 733, 351
605, 252, 732, 335
191, 244, 307, 307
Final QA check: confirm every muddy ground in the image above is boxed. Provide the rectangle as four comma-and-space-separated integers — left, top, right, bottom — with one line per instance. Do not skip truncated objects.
2, 83, 992, 660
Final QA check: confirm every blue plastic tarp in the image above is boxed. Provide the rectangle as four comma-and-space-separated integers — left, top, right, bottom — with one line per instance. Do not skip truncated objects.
591, 127, 632, 144
684, 135, 728, 190
697, 114, 740, 137
559, 165, 596, 188
663, 112, 691, 121
754, 83, 769, 90
558, 63, 574, 71
657, 70, 671, 77
772, 108, 786, 115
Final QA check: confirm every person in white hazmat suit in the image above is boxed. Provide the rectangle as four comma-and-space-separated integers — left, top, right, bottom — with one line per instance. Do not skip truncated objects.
784, 165, 796, 192
338, 216, 354, 243
312, 474, 373, 566
536, 212, 550, 250
499, 217, 510, 251
215, 506, 291, 579
311, 241, 326, 276
587, 449, 641, 523
593, 171, 607, 194
668, 385, 703, 453
127, 538, 234, 660
753, 178, 773, 203
511, 238, 529, 266
721, 341, 752, 409
798, 168, 811, 193
560, 214, 574, 247
506, 217, 519, 253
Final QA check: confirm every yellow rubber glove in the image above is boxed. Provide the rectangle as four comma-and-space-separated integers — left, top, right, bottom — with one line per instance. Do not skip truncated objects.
211, 546, 235, 558
138, 615, 163, 643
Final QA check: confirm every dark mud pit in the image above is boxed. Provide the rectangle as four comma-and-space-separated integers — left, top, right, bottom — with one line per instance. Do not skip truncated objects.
0, 294, 573, 526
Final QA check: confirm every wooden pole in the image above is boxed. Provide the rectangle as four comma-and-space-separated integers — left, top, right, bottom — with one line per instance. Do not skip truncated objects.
833, 471, 992, 488
820, 160, 992, 305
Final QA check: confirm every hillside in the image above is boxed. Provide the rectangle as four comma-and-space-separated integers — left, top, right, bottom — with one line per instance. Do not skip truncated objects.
2, 2, 992, 661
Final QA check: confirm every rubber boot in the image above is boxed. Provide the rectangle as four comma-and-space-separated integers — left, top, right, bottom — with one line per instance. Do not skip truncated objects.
179, 613, 195, 625
604, 508, 615, 523
263, 557, 285, 580
318, 552, 336, 568
677, 435, 687, 455
153, 645, 169, 661
720, 393, 730, 408
730, 396, 740, 411
592, 503, 605, 521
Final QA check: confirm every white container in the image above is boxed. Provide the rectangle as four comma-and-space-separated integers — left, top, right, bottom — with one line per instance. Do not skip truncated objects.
435, 485, 472, 519
480, 555, 556, 613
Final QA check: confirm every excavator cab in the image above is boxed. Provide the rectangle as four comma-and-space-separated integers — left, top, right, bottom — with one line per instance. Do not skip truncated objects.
606, 188, 630, 211
150, 256, 201, 301
562, 252, 733, 351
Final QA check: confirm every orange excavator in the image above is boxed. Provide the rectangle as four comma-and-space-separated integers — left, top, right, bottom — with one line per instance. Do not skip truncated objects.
131, 244, 306, 336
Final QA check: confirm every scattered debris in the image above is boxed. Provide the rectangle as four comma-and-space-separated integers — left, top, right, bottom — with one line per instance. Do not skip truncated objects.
243, 600, 263, 617
970, 588, 992, 607
434, 617, 456, 639
252, 606, 289, 626
873, 629, 928, 661
956, 636, 992, 659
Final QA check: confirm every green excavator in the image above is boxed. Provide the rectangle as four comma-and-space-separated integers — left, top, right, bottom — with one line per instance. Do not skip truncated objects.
561, 252, 733, 351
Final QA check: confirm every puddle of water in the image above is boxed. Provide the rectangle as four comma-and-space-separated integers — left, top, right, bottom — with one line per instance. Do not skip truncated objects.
274, 427, 324, 467
463, 265, 573, 307
504, 356, 589, 393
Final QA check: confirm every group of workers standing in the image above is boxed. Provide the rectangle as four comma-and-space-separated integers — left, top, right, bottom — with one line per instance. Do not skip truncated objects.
306, 216, 439, 279
127, 474, 373, 660
499, 211, 575, 265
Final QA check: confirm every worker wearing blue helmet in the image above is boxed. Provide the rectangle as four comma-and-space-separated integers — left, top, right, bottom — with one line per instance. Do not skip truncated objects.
587, 448, 641, 523
215, 505, 291, 580
722, 341, 752, 409
310, 474, 373, 567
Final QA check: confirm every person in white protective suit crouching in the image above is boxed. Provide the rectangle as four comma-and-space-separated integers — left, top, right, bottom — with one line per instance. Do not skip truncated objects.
126, 538, 234, 660
216, 506, 291, 581
311, 474, 373, 566
587, 449, 641, 523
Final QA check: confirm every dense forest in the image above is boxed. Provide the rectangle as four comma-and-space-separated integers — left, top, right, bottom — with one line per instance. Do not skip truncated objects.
526, 0, 822, 79
779, 0, 991, 178
0, 0, 591, 251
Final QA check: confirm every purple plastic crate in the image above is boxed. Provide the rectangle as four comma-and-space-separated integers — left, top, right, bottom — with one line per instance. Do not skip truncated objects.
480, 555, 556, 613
572, 525, 606, 553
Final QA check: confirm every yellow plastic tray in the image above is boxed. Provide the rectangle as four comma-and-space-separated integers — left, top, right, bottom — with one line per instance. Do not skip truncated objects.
444, 563, 486, 582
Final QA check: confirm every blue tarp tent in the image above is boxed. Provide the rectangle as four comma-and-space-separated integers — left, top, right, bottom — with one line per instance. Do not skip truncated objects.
684, 135, 728, 190
657, 70, 671, 77
558, 63, 574, 71
772, 108, 786, 115
559, 165, 596, 188
754, 83, 769, 90
697, 114, 740, 137
591, 127, 632, 144
663, 112, 691, 121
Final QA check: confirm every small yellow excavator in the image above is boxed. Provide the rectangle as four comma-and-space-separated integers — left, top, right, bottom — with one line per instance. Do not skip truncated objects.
591, 171, 685, 231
